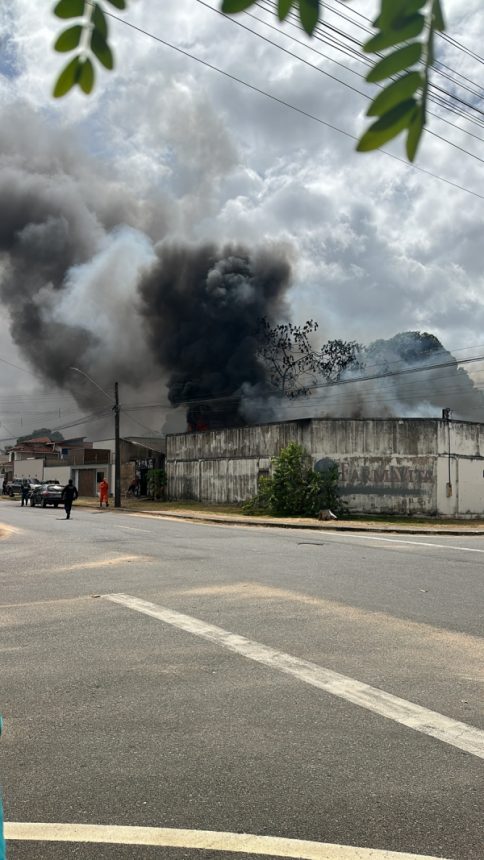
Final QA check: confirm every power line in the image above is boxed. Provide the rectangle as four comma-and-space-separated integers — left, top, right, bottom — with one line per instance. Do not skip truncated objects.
240, 4, 484, 144
101, 7, 484, 201
0, 355, 39, 376
440, 32, 484, 67
196, 0, 368, 95
259, 0, 484, 128
250, 0, 484, 150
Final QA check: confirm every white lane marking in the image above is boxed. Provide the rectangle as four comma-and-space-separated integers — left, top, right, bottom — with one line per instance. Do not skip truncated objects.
105, 594, 484, 760
316, 533, 484, 553
117, 525, 152, 533
119, 514, 484, 551
4, 823, 454, 859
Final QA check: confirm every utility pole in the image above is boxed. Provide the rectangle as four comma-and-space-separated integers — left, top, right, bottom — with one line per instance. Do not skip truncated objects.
114, 382, 121, 508
69, 367, 122, 508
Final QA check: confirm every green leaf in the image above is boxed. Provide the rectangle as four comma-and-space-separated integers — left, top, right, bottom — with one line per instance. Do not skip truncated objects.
374, 0, 426, 29
54, 24, 83, 53
221, 0, 257, 11
53, 54, 82, 97
298, 0, 319, 35
378, 0, 405, 28
364, 13, 425, 53
357, 99, 417, 152
278, 0, 294, 21
367, 71, 423, 116
366, 42, 422, 83
433, 0, 445, 31
78, 57, 95, 93
91, 29, 114, 69
54, 0, 85, 19
104, 0, 127, 9
92, 3, 108, 39
406, 105, 424, 161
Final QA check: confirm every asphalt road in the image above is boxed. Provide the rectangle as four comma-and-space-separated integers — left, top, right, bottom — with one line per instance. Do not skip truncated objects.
1, 499, 483, 860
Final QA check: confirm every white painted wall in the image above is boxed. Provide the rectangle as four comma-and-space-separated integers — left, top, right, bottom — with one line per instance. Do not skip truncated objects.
13, 459, 44, 480
455, 459, 484, 515
44, 465, 71, 486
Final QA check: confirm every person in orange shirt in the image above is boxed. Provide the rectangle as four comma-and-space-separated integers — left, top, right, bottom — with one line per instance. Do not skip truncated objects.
99, 478, 109, 508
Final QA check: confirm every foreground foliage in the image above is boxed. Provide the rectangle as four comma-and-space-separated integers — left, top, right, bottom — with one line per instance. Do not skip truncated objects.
52, 0, 446, 161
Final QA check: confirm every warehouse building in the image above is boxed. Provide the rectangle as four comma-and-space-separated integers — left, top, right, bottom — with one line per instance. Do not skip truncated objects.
166, 416, 484, 517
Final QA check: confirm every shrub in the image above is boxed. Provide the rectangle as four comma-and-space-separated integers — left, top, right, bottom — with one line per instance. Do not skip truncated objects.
146, 468, 166, 500
243, 442, 346, 518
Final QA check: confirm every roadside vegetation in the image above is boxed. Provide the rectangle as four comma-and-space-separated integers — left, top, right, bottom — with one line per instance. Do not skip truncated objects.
242, 442, 347, 518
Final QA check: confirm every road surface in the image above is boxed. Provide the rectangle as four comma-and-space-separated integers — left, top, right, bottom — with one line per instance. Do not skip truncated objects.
1, 500, 483, 859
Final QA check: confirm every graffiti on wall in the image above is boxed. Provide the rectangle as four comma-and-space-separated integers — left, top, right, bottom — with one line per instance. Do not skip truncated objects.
316, 459, 434, 497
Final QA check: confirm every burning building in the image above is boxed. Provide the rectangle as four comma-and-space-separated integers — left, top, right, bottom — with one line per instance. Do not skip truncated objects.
165, 414, 484, 518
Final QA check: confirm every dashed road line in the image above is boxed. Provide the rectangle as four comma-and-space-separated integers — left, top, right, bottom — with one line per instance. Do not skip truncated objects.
4, 823, 454, 858
104, 593, 484, 760
117, 525, 152, 533
308, 533, 484, 553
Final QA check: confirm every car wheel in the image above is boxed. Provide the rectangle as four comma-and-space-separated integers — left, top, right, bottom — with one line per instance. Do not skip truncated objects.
54, 503, 59, 508
42, 500, 47, 508
30, 498, 35, 507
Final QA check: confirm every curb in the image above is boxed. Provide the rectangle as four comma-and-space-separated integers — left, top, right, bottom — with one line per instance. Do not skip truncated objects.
135, 510, 484, 536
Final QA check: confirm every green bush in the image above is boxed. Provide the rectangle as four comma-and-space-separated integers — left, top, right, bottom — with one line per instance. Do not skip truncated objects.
146, 468, 167, 501
242, 442, 346, 518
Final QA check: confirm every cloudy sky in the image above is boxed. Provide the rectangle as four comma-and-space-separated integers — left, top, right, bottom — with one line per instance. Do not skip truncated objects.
1, 0, 484, 440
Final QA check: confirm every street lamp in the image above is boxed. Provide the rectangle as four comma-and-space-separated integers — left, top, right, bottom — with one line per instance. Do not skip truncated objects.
69, 367, 121, 508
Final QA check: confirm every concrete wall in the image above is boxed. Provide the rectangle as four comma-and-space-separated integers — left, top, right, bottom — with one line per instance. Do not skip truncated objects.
13, 459, 44, 481
44, 465, 71, 486
166, 417, 484, 516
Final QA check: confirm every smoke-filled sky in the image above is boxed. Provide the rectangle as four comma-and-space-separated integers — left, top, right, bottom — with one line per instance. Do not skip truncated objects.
1, 0, 484, 441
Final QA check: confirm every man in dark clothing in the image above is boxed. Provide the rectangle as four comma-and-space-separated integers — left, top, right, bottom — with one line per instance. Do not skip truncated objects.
20, 481, 30, 507
61, 479, 78, 519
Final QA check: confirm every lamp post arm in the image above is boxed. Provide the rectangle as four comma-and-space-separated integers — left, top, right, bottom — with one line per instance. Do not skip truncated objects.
69, 367, 113, 404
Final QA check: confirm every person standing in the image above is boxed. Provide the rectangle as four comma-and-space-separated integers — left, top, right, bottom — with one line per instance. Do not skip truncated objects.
61, 479, 78, 520
20, 480, 30, 507
99, 478, 109, 508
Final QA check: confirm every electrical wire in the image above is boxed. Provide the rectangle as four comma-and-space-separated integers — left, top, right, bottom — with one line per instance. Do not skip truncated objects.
99, 6, 484, 201
440, 32, 484, 67
246, 0, 484, 149
259, 0, 484, 125
240, 6, 484, 143
0, 355, 39, 376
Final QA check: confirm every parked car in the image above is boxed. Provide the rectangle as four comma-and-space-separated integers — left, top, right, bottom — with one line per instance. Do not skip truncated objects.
6, 479, 41, 498
6, 480, 24, 497
30, 483, 63, 508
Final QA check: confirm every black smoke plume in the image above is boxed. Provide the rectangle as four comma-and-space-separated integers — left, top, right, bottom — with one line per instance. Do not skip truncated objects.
0, 107, 291, 426
138, 243, 290, 406
1, 106, 484, 433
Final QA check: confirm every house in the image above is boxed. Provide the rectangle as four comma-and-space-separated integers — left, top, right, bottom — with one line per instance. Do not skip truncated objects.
92, 436, 165, 496
7, 436, 111, 496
